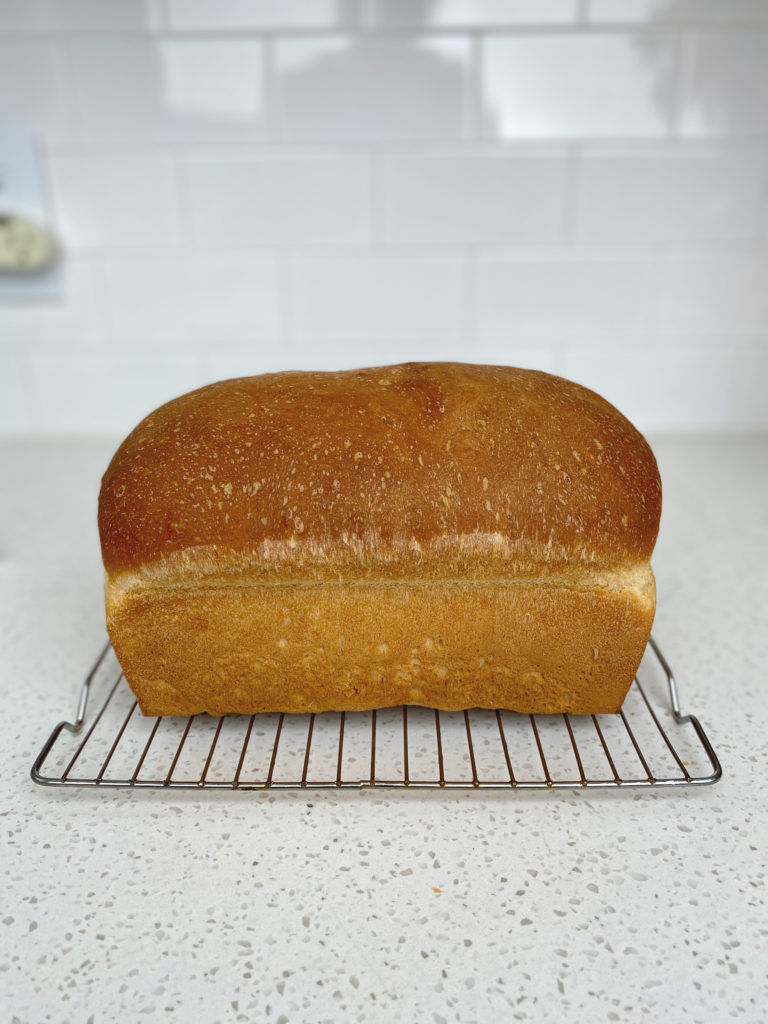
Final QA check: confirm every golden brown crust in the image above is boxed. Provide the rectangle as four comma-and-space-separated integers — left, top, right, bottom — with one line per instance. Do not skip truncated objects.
106, 573, 655, 717
98, 362, 662, 716
98, 363, 661, 582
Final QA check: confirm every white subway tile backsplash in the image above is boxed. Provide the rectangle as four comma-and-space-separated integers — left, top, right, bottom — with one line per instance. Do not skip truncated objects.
49, 155, 182, 250
559, 346, 735, 431
0, 261, 100, 348
201, 350, 296, 381
0, 356, 30, 433
202, 346, 417, 376
65, 40, 266, 144
469, 344, 558, 374
588, 0, 768, 24
274, 37, 471, 141
188, 153, 370, 246
475, 251, 654, 339
102, 256, 280, 344
369, 0, 577, 26
0, 43, 69, 145
681, 32, 768, 138
575, 150, 768, 242
659, 252, 768, 336
732, 346, 768, 430
0, 0, 163, 32
204, 345, 420, 376
204, 343, 557, 378
482, 34, 676, 139
291, 256, 465, 340
382, 152, 568, 244
1, 3, 766, 435
168, 0, 355, 30
29, 354, 200, 433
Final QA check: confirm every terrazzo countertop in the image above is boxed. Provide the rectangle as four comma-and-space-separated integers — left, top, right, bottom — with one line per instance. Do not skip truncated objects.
1, 436, 766, 1023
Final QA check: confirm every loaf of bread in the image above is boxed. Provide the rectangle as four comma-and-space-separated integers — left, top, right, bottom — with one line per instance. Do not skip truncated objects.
98, 362, 661, 716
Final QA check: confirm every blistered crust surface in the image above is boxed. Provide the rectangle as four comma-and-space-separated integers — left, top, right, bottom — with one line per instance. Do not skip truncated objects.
98, 363, 662, 581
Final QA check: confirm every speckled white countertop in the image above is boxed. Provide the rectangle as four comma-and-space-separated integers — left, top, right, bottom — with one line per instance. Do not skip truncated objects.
1, 436, 766, 1024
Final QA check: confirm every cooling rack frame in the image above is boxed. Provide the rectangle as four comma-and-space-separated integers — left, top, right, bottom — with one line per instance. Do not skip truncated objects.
31, 636, 722, 792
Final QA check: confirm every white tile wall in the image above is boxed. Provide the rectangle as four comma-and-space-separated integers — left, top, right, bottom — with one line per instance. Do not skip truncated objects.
560, 346, 736, 432
49, 155, 182, 250
0, 43, 69, 145
188, 153, 370, 246
0, 0, 163, 33
658, 252, 768, 336
0, 5, 766, 434
481, 35, 676, 138
369, 0, 578, 27
680, 32, 768, 138
101, 256, 281, 345
733, 346, 768, 430
66, 40, 266, 144
291, 256, 465, 341
202, 342, 560, 380
574, 149, 768, 242
167, 0, 353, 31
202, 343, 433, 380
382, 152, 568, 244
0, 355, 30, 433
0, 260, 101, 349
587, 0, 768, 24
475, 250, 656, 339
274, 37, 471, 141
30, 354, 200, 433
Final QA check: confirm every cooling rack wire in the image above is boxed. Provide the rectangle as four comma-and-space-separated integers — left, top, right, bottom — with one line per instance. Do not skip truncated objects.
31, 637, 721, 791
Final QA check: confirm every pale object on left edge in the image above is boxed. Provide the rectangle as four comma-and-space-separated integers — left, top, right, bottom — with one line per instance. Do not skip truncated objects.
0, 211, 57, 272
0, 126, 61, 294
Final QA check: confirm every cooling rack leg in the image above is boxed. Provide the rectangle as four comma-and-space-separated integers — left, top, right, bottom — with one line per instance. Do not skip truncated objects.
648, 635, 723, 784
30, 641, 113, 785
30, 721, 71, 785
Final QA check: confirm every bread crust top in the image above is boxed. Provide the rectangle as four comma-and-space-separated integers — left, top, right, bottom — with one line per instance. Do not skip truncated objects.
98, 362, 661, 583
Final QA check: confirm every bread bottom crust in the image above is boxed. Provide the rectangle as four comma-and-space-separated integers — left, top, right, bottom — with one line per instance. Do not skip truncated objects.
106, 578, 654, 716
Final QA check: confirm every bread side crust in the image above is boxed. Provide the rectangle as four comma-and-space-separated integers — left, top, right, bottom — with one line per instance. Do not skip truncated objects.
106, 565, 655, 716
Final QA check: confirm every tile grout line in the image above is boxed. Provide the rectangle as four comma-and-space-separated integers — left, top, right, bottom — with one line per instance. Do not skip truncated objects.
37, 138, 768, 157
2, 24, 767, 41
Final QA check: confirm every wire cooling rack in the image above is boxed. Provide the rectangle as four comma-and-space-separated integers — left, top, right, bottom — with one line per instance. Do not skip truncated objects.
31, 637, 721, 791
